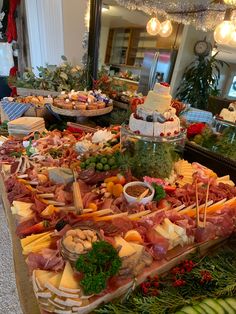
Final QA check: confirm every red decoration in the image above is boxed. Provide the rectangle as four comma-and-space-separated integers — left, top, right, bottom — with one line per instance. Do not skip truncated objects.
8, 66, 18, 97
187, 123, 206, 139
7, 0, 20, 43
160, 82, 170, 87
130, 97, 144, 113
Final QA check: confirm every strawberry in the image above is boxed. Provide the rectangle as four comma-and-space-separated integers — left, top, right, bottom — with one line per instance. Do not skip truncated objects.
20, 221, 50, 237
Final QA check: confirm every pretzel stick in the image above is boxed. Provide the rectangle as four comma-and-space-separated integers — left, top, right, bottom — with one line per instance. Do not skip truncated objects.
203, 180, 210, 227
195, 180, 200, 227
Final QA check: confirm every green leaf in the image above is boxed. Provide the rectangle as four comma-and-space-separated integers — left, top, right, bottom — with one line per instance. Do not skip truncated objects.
61, 55, 67, 61
59, 72, 68, 80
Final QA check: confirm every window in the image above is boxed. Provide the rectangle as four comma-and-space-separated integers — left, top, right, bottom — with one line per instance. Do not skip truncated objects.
228, 75, 236, 98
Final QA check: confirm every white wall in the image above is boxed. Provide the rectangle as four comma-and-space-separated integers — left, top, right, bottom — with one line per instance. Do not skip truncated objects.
62, 0, 88, 65
170, 25, 214, 97
221, 63, 236, 98
99, 25, 110, 67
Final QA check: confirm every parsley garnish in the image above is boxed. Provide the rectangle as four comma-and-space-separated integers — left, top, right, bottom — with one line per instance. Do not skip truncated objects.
152, 183, 166, 202
75, 241, 121, 295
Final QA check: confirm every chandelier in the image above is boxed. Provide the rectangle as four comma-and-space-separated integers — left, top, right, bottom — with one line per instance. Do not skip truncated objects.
114, 0, 231, 31
224, 0, 236, 5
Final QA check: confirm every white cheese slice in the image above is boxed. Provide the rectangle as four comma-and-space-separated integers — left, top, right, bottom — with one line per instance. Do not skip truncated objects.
53, 297, 82, 307
38, 299, 50, 307
48, 299, 68, 310
114, 236, 136, 258
59, 261, 81, 293
54, 309, 72, 314
36, 290, 52, 299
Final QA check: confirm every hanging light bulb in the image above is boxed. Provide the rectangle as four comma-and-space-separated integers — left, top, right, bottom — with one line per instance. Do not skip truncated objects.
159, 20, 173, 37
214, 20, 234, 44
224, 0, 236, 5
229, 29, 236, 46
146, 17, 161, 36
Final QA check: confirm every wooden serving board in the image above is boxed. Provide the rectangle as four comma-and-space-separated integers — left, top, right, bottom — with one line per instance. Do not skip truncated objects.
0, 173, 228, 314
50, 104, 113, 117
66, 237, 226, 314
0, 175, 40, 314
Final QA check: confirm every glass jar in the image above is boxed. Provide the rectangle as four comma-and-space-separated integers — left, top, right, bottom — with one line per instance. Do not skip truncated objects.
120, 126, 186, 179
60, 226, 101, 264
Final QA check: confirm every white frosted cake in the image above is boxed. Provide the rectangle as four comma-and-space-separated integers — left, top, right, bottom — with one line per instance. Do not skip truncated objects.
219, 103, 236, 123
129, 83, 181, 137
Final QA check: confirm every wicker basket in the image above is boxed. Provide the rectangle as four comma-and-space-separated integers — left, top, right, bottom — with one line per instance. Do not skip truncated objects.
50, 104, 113, 117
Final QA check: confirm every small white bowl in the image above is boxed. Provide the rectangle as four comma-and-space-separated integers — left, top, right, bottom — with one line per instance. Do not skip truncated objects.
123, 181, 155, 205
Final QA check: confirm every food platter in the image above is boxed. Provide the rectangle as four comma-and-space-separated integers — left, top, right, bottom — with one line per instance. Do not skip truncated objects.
50, 104, 113, 117
0, 175, 228, 314
0, 125, 236, 314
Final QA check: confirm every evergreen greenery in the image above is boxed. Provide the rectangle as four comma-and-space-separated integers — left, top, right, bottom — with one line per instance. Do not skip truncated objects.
96, 240, 236, 314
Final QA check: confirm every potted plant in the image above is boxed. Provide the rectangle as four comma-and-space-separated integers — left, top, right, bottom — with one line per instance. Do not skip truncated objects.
175, 53, 228, 110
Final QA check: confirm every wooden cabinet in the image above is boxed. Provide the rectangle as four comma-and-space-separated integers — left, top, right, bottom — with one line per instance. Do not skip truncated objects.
105, 23, 183, 68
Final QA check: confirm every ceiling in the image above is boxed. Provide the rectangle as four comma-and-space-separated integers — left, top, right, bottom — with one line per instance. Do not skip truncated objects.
102, 1, 149, 28
102, 0, 236, 64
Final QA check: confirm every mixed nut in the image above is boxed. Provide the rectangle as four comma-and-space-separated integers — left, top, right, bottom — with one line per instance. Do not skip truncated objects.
63, 228, 98, 254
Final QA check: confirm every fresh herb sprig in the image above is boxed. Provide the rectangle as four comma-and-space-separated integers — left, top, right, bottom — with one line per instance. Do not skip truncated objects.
76, 241, 121, 295
96, 242, 236, 313
152, 183, 166, 202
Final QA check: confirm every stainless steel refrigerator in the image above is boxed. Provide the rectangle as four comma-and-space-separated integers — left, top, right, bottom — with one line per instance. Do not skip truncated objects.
137, 49, 178, 95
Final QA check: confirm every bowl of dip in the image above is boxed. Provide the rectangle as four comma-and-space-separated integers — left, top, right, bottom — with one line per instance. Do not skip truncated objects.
123, 181, 154, 204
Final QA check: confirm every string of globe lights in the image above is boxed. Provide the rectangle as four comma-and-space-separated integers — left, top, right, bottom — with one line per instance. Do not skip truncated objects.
114, 0, 236, 47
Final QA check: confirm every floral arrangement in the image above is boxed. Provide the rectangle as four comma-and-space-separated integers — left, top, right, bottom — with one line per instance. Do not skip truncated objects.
9, 56, 87, 92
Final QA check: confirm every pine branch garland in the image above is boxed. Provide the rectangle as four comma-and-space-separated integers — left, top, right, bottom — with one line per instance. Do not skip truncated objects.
96, 243, 236, 314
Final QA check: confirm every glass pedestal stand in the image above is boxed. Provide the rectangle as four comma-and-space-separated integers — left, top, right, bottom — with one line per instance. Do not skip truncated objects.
120, 127, 186, 180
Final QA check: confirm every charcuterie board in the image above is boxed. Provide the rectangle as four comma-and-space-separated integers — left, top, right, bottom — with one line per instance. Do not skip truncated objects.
0, 169, 227, 314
